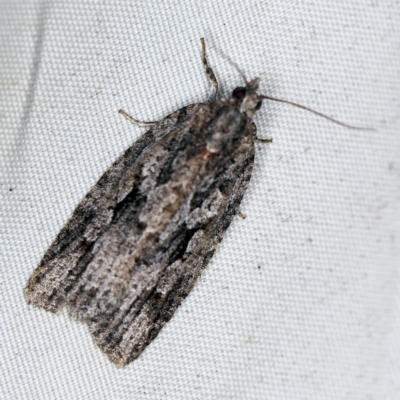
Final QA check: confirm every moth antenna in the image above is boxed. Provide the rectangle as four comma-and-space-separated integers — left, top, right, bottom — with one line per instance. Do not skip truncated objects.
261, 95, 375, 131
216, 49, 248, 85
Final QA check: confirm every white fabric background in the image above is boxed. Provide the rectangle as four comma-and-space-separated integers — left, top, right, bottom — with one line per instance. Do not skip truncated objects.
1, 1, 399, 399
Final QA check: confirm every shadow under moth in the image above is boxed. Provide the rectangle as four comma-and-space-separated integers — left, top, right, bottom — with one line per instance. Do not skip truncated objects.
25, 38, 371, 366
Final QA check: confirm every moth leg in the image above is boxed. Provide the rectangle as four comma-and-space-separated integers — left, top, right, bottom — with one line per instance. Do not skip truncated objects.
200, 38, 218, 101
238, 211, 246, 220
118, 109, 158, 127
255, 136, 273, 143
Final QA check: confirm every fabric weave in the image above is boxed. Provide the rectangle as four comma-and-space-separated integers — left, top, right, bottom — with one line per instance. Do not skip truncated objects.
1, 1, 399, 399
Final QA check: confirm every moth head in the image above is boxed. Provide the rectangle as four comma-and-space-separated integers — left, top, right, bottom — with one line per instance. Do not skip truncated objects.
230, 77, 263, 118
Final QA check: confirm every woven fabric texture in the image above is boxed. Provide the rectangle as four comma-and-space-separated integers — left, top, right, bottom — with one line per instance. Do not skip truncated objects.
1, 1, 399, 399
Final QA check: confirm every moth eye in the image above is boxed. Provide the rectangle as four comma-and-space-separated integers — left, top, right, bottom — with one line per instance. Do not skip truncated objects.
232, 87, 247, 100
255, 100, 263, 110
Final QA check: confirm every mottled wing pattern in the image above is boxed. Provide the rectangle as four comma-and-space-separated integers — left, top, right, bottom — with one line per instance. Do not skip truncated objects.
25, 101, 256, 366
25, 105, 197, 313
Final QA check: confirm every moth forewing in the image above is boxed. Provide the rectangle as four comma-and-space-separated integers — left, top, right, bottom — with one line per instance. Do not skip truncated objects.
25, 39, 264, 365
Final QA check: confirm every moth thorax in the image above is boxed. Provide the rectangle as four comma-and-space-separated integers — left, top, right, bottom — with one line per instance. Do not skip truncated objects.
206, 130, 224, 153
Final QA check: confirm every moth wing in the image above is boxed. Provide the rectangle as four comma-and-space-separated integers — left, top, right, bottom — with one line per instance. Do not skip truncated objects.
25, 102, 256, 367
87, 110, 257, 366
89, 146, 255, 366
25, 106, 196, 313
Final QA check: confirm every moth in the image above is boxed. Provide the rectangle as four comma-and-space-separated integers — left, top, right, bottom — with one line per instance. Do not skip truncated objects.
25, 38, 370, 366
